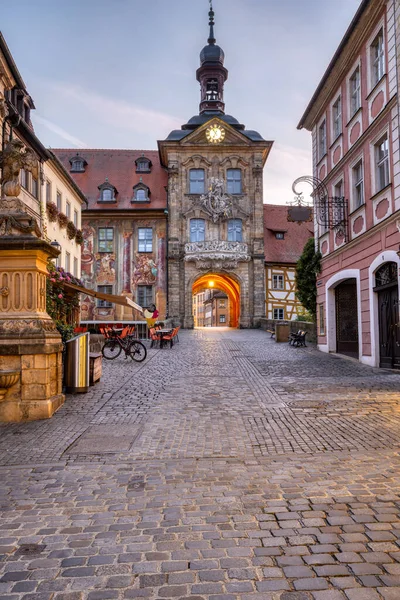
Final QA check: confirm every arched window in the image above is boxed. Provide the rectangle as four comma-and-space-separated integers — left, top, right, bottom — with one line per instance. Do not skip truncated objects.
101, 188, 113, 201
190, 218, 205, 242
375, 262, 398, 288
69, 154, 87, 173
136, 189, 147, 201
98, 180, 117, 202
227, 219, 242, 242
189, 169, 205, 194
132, 183, 150, 202
135, 155, 152, 173
227, 169, 242, 194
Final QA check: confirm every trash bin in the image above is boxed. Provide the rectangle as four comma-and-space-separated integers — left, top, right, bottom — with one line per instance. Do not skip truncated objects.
65, 332, 90, 393
275, 323, 290, 343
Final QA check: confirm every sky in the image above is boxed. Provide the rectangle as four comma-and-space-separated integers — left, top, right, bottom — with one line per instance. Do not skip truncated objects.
2, 0, 362, 205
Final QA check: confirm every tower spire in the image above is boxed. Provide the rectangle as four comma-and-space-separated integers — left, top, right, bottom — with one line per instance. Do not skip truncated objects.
208, 0, 216, 45
197, 0, 228, 114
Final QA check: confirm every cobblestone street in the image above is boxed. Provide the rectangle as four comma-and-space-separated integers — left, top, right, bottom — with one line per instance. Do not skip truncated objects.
1, 329, 400, 600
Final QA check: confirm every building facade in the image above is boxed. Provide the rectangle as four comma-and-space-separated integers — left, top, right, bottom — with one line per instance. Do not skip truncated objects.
264, 205, 313, 321
43, 152, 86, 276
193, 291, 206, 327
158, 6, 272, 329
298, 0, 400, 368
53, 149, 168, 326
203, 290, 229, 326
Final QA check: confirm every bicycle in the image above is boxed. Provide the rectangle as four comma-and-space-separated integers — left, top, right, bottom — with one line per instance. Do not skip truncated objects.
102, 330, 147, 362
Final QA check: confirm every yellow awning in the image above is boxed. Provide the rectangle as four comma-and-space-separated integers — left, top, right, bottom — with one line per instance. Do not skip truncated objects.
63, 282, 143, 314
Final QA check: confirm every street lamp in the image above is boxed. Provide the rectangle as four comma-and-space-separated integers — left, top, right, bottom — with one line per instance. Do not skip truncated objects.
50, 240, 61, 265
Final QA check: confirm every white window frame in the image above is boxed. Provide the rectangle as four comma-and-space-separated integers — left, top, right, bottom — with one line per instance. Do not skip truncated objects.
272, 274, 284, 290
190, 218, 205, 243
66, 201, 71, 219
349, 65, 361, 117
318, 118, 327, 160
189, 169, 205, 195
227, 219, 242, 242
350, 157, 364, 211
332, 96, 342, 140
332, 177, 345, 226
46, 179, 52, 204
138, 227, 153, 253
369, 26, 385, 89
98, 227, 114, 253
226, 169, 242, 195
65, 251, 70, 273
370, 128, 390, 195
273, 308, 284, 320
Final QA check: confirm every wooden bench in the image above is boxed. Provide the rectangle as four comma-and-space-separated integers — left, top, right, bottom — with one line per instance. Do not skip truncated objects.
266, 329, 275, 339
288, 330, 307, 347
89, 352, 102, 385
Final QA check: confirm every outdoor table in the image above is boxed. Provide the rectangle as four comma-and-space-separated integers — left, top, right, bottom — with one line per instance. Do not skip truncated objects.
157, 329, 173, 349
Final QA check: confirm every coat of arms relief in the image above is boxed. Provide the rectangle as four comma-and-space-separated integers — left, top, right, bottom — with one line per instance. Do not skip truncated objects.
186, 178, 250, 270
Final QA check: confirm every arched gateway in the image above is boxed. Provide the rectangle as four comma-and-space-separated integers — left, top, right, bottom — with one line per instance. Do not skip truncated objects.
158, 4, 273, 328
192, 272, 240, 328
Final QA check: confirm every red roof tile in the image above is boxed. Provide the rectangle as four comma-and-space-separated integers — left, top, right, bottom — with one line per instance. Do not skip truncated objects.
263, 204, 314, 264
52, 149, 167, 211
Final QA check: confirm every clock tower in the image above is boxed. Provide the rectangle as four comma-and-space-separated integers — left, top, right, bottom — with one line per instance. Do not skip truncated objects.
158, 3, 273, 328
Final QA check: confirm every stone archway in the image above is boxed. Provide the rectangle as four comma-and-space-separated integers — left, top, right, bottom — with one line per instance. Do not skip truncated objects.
192, 272, 241, 328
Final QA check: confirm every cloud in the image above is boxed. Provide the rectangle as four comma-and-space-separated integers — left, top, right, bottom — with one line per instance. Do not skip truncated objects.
263, 142, 312, 205
33, 114, 88, 148
49, 82, 183, 139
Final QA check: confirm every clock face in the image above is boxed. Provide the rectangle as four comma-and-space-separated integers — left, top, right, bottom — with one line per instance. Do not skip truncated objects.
206, 124, 225, 144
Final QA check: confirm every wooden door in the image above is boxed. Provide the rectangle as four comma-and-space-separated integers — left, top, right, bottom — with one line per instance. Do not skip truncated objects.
375, 262, 400, 370
335, 280, 358, 356
378, 286, 400, 369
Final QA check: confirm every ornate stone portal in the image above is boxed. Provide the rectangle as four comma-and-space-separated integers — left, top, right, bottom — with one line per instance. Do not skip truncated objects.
0, 139, 64, 422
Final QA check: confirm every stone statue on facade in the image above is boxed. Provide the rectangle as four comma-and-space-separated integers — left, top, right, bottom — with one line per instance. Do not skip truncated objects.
0, 138, 38, 199
197, 177, 233, 223
0, 139, 41, 237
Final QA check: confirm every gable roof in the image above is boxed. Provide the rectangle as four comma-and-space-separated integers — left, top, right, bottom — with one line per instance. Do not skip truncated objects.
263, 204, 314, 264
52, 149, 167, 211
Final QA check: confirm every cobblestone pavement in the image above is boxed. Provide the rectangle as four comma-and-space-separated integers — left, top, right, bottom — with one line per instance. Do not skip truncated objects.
1, 328, 400, 600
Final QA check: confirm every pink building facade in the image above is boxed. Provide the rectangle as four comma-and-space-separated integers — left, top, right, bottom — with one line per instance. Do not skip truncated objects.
298, 0, 400, 369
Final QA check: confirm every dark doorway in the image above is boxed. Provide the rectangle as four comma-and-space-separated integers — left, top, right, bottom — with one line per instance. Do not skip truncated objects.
374, 262, 400, 370
335, 279, 358, 357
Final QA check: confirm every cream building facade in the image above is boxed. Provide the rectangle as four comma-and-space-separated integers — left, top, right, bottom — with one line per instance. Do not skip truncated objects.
43, 153, 86, 277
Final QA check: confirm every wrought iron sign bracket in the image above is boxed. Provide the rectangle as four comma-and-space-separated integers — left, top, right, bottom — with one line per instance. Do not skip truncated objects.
290, 176, 349, 242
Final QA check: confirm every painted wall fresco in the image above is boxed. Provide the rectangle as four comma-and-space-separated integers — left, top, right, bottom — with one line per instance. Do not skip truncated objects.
80, 218, 167, 323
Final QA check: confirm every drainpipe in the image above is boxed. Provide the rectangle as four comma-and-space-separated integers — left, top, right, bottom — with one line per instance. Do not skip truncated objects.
164, 185, 169, 319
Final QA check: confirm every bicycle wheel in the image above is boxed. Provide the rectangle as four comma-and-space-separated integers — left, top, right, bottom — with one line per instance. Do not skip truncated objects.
102, 340, 122, 360
128, 340, 147, 362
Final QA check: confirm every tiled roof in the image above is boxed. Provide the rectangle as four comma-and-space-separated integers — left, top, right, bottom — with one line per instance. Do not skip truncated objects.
263, 204, 314, 264
52, 149, 167, 211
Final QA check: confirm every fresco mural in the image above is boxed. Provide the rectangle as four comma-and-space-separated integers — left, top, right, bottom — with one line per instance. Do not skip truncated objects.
95, 253, 116, 285
79, 218, 167, 323
132, 255, 158, 286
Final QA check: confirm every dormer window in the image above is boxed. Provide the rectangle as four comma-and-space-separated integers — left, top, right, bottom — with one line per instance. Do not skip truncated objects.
70, 154, 87, 173
132, 182, 150, 202
98, 180, 117, 202
135, 155, 152, 173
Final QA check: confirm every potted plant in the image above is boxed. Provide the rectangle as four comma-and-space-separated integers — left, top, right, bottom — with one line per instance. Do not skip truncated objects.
57, 212, 69, 229
75, 229, 83, 245
67, 221, 77, 240
46, 202, 58, 223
